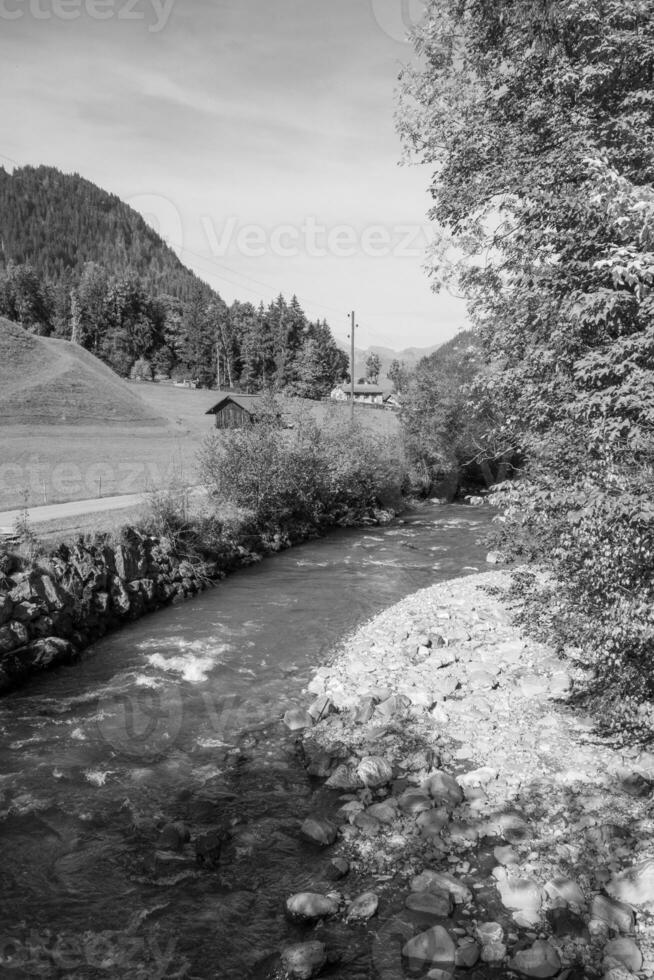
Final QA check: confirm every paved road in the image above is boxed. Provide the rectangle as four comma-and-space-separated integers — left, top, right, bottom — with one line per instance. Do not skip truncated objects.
0, 492, 149, 534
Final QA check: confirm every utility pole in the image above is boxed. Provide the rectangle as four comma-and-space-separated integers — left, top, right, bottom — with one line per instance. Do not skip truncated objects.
350, 310, 356, 421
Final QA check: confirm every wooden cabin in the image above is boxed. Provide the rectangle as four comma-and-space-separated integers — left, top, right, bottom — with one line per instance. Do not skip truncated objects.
205, 394, 270, 428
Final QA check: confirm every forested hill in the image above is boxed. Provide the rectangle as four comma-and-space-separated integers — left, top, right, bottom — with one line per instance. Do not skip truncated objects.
0, 166, 348, 396
0, 165, 213, 304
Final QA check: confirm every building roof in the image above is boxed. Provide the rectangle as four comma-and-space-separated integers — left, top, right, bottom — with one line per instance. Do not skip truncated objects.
343, 383, 384, 396
205, 394, 267, 415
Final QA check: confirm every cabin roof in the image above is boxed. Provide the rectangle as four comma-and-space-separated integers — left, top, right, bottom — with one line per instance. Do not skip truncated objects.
205, 394, 267, 415
339, 384, 384, 396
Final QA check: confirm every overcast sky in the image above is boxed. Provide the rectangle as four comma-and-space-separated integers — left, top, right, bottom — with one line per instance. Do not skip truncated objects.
0, 0, 468, 349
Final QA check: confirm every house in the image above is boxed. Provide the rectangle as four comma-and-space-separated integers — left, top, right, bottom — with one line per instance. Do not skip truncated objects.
330, 383, 384, 405
205, 394, 272, 428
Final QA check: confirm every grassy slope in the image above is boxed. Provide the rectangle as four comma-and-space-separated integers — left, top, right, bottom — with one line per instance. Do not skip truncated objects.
0, 321, 399, 511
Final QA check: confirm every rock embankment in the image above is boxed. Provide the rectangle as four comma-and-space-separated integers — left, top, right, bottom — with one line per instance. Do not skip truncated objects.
0, 505, 397, 694
0, 527, 229, 692
282, 571, 654, 979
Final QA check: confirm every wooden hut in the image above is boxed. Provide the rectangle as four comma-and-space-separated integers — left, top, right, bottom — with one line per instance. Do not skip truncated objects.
205, 394, 270, 428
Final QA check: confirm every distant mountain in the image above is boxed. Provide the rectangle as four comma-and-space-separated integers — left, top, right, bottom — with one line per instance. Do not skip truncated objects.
0, 166, 347, 396
336, 340, 443, 388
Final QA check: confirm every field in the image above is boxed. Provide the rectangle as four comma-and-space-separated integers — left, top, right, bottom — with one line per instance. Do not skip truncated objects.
0, 321, 400, 513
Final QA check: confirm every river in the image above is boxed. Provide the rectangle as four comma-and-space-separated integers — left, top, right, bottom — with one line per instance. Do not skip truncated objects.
0, 503, 492, 979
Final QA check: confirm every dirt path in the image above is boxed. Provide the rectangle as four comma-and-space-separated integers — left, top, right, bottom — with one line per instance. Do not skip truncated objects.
286, 571, 654, 979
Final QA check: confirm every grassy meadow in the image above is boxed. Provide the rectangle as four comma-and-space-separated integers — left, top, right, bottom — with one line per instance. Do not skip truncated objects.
0, 320, 400, 514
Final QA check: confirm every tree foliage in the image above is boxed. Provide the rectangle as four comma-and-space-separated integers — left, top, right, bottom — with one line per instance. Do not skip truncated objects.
198, 407, 406, 531
401, 0, 654, 737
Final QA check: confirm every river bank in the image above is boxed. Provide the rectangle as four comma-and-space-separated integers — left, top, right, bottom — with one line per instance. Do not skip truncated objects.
284, 571, 654, 980
0, 501, 397, 694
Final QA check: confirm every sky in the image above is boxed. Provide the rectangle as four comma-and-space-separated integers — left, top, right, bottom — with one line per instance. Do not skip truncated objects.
0, 0, 469, 350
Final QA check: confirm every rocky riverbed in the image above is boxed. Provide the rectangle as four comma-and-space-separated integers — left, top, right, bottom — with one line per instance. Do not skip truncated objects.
278, 570, 654, 980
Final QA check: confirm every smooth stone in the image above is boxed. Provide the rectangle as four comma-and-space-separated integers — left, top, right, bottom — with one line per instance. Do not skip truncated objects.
498, 877, 543, 912
405, 889, 453, 918
284, 708, 314, 731
458, 766, 497, 788
376, 694, 411, 718
591, 895, 635, 933
416, 808, 449, 838
353, 698, 376, 724
422, 771, 464, 807
447, 820, 480, 843
491, 811, 528, 841
402, 925, 456, 970
425, 970, 453, 980
509, 939, 561, 978
324, 765, 362, 790
286, 892, 339, 922
353, 812, 381, 835
281, 941, 327, 980
520, 674, 550, 696
607, 857, 654, 906
300, 817, 337, 847
494, 845, 519, 866
411, 870, 472, 905
544, 877, 586, 907
476, 922, 504, 944
356, 756, 393, 788
325, 857, 349, 881
604, 937, 643, 973
366, 800, 398, 824
512, 910, 544, 928
398, 789, 433, 814
346, 891, 378, 922
454, 938, 479, 968
481, 941, 507, 964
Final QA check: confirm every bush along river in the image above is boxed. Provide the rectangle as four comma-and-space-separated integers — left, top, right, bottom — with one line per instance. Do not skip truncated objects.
0, 503, 496, 979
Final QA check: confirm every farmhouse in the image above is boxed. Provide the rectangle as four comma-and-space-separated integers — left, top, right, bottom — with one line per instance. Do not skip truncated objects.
330, 383, 384, 405
205, 394, 273, 428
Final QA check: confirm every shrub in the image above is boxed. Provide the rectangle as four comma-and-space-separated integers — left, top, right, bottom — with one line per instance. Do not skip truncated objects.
198, 410, 407, 532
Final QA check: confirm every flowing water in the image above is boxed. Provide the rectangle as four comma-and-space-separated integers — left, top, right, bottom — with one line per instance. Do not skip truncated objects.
0, 503, 493, 979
